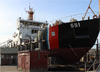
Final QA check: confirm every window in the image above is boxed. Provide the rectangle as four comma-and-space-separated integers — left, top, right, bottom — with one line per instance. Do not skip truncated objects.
11, 56, 14, 59
36, 23, 40, 26
1, 55, 4, 58
32, 30, 38, 34
32, 23, 40, 26
34, 30, 38, 33
32, 30, 34, 34
30, 22, 33, 25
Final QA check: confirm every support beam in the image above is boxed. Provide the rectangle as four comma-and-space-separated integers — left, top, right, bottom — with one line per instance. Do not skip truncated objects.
99, 0, 100, 17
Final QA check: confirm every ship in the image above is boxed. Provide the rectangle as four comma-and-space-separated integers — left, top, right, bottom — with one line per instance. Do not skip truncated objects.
38, 18, 100, 64
34, 0, 100, 65
17, 0, 100, 65
16, 1, 100, 72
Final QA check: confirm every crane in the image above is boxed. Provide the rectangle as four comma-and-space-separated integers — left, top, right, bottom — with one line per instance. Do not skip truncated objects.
82, 0, 97, 20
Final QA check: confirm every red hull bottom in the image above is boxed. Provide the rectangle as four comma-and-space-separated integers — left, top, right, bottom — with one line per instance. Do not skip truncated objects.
49, 48, 90, 64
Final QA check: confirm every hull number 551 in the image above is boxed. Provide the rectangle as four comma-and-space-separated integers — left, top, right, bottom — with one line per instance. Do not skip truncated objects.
70, 23, 80, 28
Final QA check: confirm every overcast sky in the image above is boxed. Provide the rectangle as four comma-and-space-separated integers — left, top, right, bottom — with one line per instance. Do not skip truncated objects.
0, 0, 99, 43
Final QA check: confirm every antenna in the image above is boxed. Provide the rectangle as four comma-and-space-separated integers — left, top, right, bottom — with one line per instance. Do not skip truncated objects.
29, 0, 31, 9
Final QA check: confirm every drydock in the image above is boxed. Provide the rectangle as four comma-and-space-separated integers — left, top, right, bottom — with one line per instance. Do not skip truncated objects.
0, 0, 100, 72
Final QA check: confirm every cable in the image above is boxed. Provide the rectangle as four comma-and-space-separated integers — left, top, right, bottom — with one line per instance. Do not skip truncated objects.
48, 11, 99, 23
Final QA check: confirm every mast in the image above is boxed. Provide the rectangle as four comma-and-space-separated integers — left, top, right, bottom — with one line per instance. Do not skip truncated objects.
26, 2, 34, 20
26, 8, 34, 20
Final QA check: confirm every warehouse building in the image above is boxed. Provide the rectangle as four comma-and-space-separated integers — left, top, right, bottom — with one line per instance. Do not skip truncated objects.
0, 47, 18, 65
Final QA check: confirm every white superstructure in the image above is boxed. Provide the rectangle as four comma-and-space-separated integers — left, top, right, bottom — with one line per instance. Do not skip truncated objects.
10, 8, 47, 47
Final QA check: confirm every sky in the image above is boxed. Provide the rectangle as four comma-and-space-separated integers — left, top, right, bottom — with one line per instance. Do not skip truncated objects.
0, 0, 99, 44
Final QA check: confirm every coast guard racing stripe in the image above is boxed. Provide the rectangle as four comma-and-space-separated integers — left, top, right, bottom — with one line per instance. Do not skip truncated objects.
49, 25, 59, 50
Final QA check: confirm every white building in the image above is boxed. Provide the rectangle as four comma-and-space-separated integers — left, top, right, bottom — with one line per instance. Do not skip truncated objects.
11, 8, 47, 47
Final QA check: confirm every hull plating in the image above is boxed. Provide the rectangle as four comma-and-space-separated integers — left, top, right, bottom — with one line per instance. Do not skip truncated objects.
40, 18, 100, 64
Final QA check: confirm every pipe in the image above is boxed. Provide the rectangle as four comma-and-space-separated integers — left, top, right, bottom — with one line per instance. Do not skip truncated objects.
99, 0, 100, 17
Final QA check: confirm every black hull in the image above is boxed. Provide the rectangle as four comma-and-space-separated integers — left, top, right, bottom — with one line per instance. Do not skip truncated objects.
39, 18, 100, 64
59, 18, 100, 48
